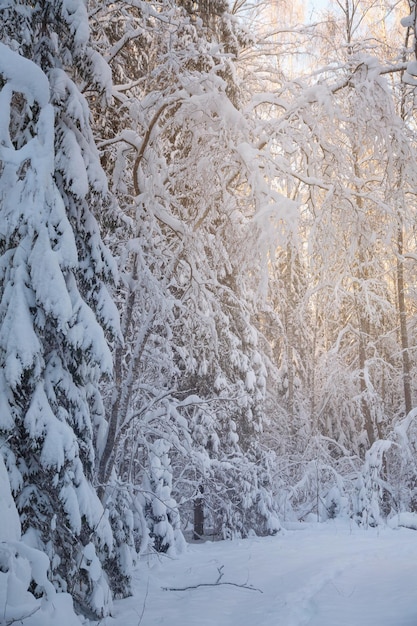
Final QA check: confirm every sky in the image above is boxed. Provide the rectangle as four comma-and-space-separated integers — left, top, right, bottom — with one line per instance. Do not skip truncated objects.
308, 0, 330, 19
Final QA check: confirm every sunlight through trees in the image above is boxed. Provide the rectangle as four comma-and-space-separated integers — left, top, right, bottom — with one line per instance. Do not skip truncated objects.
2, 0, 417, 620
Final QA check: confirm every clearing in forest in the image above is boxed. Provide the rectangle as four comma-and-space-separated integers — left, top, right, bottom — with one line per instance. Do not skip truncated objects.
103, 520, 417, 626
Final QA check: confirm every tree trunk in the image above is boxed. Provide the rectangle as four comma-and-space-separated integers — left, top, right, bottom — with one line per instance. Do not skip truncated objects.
352, 149, 375, 449
285, 243, 295, 423
397, 225, 412, 416
358, 330, 375, 448
193, 485, 204, 540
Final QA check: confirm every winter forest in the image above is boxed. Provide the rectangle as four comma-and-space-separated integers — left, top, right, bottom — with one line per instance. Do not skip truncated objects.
3, 0, 417, 623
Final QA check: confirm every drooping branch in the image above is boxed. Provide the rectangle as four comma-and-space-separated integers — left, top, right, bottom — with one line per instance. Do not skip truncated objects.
133, 101, 172, 196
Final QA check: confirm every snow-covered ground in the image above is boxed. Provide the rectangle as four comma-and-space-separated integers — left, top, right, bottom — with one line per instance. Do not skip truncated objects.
101, 520, 417, 626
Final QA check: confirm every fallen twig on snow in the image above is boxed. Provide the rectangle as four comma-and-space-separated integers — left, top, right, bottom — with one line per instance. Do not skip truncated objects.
163, 580, 263, 594
163, 564, 263, 594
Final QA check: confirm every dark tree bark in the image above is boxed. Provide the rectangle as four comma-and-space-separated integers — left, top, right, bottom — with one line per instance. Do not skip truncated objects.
193, 485, 204, 540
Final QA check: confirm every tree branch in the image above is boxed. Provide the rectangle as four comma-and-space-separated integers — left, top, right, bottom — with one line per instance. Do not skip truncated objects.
163, 578, 263, 593
162, 565, 263, 593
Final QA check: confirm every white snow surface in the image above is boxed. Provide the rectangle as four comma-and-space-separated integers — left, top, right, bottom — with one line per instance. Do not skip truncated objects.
96, 520, 417, 626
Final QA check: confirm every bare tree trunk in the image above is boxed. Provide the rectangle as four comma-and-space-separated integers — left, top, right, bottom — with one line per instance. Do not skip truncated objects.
358, 330, 375, 447
352, 146, 376, 448
97, 251, 140, 498
397, 225, 412, 416
97, 250, 156, 497
396, 21, 413, 417
193, 485, 204, 540
285, 243, 295, 424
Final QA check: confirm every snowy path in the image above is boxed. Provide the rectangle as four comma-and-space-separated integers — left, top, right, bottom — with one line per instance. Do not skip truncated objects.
103, 521, 417, 626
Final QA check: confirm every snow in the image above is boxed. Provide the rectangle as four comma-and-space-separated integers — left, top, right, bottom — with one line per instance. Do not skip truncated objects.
62, 0, 90, 48
388, 512, 417, 531
401, 14, 415, 29
0, 43, 50, 107
407, 60, 417, 77
0, 452, 21, 542
24, 383, 78, 470
81, 543, 104, 582
0, 453, 83, 625
97, 521, 417, 626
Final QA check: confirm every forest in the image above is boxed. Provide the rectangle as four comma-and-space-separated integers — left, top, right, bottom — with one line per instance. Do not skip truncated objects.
1, 0, 417, 622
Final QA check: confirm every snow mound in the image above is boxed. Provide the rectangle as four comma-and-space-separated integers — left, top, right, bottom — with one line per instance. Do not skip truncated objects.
388, 512, 417, 531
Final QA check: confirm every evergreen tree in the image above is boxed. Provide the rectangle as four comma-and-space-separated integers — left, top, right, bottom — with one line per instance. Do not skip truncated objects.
0, 452, 84, 625
0, 1, 119, 615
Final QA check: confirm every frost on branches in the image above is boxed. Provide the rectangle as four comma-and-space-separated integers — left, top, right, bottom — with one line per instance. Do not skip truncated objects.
88, 0, 284, 543
0, 43, 116, 618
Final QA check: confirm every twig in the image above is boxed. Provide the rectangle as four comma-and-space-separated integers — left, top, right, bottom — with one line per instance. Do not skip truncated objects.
216, 565, 224, 584
136, 576, 150, 626
162, 581, 263, 593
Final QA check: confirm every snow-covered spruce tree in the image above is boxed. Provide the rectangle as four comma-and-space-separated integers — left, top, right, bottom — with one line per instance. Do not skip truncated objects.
379, 410, 417, 515
141, 439, 184, 554
0, 452, 84, 625
0, 1, 120, 615
354, 440, 394, 527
